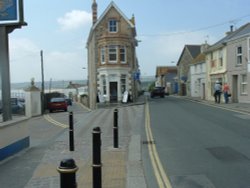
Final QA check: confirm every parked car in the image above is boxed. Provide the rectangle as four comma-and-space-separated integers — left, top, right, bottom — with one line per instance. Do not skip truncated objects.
48, 97, 68, 113
150, 87, 165, 98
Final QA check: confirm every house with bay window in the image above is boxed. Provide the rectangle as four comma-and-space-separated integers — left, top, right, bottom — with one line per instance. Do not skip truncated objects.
87, 1, 140, 109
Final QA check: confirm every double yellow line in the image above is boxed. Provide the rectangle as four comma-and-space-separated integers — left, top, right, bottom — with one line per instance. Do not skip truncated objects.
145, 102, 172, 188
44, 114, 68, 128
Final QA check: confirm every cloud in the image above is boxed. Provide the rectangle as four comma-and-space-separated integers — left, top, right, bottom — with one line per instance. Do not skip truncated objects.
43, 51, 87, 82
138, 30, 217, 76
8, 38, 86, 83
9, 38, 41, 83
57, 10, 92, 31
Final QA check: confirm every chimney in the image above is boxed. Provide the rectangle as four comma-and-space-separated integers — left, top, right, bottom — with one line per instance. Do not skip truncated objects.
92, 0, 97, 25
225, 25, 234, 36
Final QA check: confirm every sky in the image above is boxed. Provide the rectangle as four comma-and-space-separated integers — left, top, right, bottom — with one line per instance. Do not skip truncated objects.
6, 0, 250, 83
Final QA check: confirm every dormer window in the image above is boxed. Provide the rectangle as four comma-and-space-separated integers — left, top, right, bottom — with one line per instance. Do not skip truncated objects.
109, 19, 118, 33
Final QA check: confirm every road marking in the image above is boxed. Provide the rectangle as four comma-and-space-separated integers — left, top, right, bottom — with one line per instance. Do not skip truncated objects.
145, 101, 172, 188
44, 114, 68, 128
76, 102, 92, 112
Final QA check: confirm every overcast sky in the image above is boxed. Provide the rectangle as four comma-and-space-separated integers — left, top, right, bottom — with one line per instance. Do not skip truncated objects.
7, 0, 250, 83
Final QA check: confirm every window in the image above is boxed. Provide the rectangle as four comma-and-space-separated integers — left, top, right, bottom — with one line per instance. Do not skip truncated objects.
120, 74, 126, 93
219, 49, 223, 67
248, 38, 250, 62
109, 19, 117, 33
102, 75, 107, 95
241, 74, 248, 94
101, 47, 105, 64
108, 45, 117, 63
120, 47, 126, 63
236, 46, 242, 65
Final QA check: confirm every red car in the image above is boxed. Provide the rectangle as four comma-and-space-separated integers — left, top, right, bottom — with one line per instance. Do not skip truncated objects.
48, 97, 68, 113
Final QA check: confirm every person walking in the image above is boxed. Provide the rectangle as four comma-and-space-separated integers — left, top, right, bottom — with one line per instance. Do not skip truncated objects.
223, 82, 230, 103
214, 80, 222, 103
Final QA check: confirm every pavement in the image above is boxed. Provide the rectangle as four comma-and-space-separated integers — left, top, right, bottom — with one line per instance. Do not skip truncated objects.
23, 96, 147, 188
1, 95, 250, 188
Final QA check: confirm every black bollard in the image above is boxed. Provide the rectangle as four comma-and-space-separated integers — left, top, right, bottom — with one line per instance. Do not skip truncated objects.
113, 109, 119, 148
57, 158, 78, 188
69, 111, 74, 151
92, 127, 102, 188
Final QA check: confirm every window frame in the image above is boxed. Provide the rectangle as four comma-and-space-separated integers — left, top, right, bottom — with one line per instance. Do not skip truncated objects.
120, 74, 126, 93
241, 74, 248, 95
119, 46, 126, 64
248, 37, 250, 63
236, 46, 243, 65
219, 49, 223, 67
108, 45, 118, 63
102, 75, 107, 95
101, 47, 106, 64
108, 19, 118, 33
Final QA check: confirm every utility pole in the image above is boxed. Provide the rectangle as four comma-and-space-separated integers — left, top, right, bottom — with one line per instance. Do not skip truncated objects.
41, 50, 45, 114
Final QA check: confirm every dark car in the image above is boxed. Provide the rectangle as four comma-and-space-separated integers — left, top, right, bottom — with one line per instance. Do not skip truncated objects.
65, 98, 72, 106
48, 97, 68, 113
150, 87, 165, 98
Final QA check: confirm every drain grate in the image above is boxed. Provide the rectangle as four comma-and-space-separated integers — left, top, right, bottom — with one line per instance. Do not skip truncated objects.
206, 146, 249, 162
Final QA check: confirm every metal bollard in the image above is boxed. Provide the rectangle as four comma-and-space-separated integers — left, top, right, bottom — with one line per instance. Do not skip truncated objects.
57, 158, 78, 188
69, 111, 74, 151
92, 127, 102, 188
113, 109, 119, 148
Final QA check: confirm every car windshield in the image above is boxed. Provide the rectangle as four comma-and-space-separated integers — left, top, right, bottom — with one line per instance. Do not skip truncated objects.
50, 98, 65, 102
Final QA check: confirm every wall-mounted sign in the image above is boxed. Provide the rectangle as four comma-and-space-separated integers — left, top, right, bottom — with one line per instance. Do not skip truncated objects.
0, 0, 24, 25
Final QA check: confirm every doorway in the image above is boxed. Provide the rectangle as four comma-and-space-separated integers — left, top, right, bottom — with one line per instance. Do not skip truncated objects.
232, 75, 238, 103
109, 82, 118, 102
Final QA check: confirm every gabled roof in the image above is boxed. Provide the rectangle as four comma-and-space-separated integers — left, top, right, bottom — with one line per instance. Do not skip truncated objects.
177, 45, 201, 65
192, 53, 206, 64
205, 23, 250, 53
87, 1, 135, 45
92, 1, 135, 30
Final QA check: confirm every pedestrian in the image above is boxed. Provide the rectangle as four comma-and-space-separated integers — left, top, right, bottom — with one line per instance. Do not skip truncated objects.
223, 82, 230, 103
214, 80, 222, 103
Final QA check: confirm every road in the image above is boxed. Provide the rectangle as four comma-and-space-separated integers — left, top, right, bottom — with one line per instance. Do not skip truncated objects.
143, 96, 250, 188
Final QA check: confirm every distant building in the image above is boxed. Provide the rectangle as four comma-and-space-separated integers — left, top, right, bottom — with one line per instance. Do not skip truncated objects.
87, 1, 140, 109
155, 66, 177, 94
177, 45, 201, 96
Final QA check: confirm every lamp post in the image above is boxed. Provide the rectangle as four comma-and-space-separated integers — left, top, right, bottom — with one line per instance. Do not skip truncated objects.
41, 50, 45, 114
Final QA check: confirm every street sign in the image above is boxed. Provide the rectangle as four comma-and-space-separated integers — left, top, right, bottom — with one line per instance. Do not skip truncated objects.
0, 0, 24, 25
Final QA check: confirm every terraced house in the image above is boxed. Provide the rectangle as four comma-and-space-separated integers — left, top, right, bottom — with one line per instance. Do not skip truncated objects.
205, 23, 250, 103
87, 1, 140, 109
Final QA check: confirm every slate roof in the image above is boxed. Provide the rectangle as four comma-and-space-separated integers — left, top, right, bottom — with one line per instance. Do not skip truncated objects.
177, 45, 201, 65
205, 23, 250, 53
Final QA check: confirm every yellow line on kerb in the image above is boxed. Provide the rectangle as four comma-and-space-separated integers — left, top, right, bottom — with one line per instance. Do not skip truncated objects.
145, 101, 172, 188
44, 114, 68, 128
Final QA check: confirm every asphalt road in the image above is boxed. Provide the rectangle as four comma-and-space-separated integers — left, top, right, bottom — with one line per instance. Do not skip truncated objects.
144, 96, 250, 188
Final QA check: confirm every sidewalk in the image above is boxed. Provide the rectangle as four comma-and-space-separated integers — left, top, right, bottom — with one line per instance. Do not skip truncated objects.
24, 96, 147, 188
182, 96, 250, 114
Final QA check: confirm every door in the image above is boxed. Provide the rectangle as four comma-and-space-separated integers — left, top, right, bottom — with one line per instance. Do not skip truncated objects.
109, 82, 118, 102
232, 75, 238, 103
